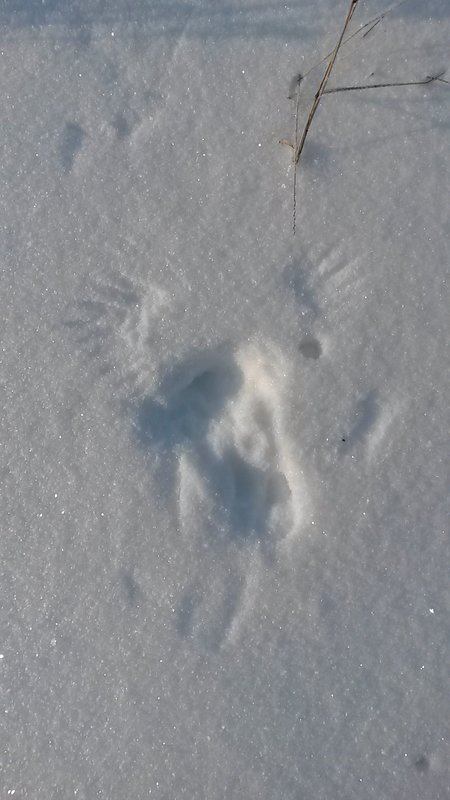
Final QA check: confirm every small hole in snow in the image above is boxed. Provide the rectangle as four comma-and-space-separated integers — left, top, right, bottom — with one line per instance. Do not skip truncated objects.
299, 337, 322, 360
414, 755, 429, 773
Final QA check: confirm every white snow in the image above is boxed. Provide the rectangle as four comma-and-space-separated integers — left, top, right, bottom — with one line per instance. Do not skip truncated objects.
1, 0, 449, 797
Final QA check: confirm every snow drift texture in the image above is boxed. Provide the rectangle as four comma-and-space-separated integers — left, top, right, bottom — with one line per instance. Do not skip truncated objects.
1, 0, 449, 797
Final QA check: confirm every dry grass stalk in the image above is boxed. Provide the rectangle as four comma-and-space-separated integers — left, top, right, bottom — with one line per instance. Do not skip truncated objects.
289, 0, 447, 234
300, 0, 411, 83
323, 72, 447, 94
292, 0, 361, 233
294, 0, 360, 167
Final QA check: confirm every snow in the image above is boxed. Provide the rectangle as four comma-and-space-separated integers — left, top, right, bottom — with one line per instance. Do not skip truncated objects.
1, 0, 449, 797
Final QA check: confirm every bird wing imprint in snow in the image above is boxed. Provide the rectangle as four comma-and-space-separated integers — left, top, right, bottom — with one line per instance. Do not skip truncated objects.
64, 283, 308, 651
135, 341, 307, 650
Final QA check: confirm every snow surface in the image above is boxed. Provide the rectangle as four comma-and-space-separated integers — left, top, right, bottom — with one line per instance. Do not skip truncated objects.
1, 0, 449, 797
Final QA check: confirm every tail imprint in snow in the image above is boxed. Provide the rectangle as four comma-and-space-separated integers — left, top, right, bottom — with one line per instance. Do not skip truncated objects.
137, 342, 305, 549
135, 341, 308, 649
200, 342, 304, 551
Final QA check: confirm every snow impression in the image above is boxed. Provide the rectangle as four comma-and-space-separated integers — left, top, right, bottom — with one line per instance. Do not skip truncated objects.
1, 0, 449, 798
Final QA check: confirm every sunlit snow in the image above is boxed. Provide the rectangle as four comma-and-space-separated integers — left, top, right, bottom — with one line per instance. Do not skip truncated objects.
1, 1, 449, 797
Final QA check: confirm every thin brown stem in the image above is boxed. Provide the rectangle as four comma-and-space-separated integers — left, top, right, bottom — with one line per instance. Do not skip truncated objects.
294, 0, 360, 167
323, 71, 446, 93
300, 0, 411, 83
292, 0, 361, 233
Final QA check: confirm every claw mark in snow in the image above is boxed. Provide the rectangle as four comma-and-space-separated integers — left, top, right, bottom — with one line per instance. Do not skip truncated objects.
60, 121, 85, 173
